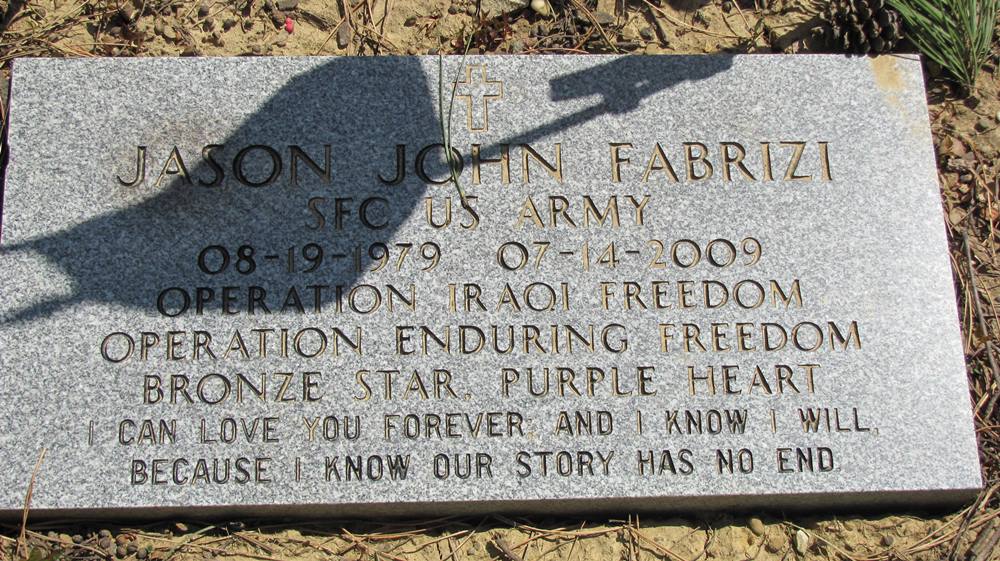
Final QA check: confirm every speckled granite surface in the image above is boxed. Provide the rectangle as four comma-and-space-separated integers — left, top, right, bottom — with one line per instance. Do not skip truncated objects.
0, 55, 981, 518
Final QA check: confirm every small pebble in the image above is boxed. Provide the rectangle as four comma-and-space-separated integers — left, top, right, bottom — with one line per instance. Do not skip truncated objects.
403, 16, 417, 26
976, 118, 991, 132
99, 529, 113, 539
466, 5, 476, 16
222, 17, 236, 30
959, 173, 974, 183
881, 534, 895, 547
119, 4, 137, 23
136, 548, 148, 560
722, 0, 733, 11
406, 45, 417, 54
794, 529, 810, 555
276, 0, 299, 10
203, 17, 214, 31
639, 26, 654, 40
748, 517, 765, 536
117, 545, 128, 558
58, 534, 72, 544
270, 9, 285, 27
593, 11, 614, 26
448, 5, 458, 14
99, 537, 114, 550
274, 29, 289, 46
336, 22, 351, 48
116, 534, 129, 545
162, 24, 177, 40
765, 533, 784, 553
127, 543, 139, 554
197, 3, 210, 17
72, 535, 84, 544
174, 523, 188, 532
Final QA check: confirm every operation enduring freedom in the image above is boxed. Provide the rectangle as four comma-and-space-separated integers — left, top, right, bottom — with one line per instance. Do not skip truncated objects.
101, 318, 860, 363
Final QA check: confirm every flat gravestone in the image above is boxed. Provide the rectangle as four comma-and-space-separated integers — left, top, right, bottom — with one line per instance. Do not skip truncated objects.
0, 55, 982, 517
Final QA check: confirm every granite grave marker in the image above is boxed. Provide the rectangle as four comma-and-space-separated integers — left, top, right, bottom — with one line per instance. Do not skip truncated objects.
0, 55, 982, 517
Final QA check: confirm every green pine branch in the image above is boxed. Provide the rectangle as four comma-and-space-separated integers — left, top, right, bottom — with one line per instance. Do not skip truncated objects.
888, 0, 999, 90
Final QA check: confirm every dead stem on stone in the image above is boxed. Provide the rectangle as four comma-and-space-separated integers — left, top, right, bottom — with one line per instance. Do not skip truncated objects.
438, 29, 476, 206
15, 448, 45, 560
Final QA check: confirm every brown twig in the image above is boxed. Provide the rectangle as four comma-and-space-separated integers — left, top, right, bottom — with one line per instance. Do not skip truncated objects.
642, 0, 742, 40
967, 518, 1000, 561
568, 0, 619, 53
963, 231, 1000, 417
493, 536, 524, 561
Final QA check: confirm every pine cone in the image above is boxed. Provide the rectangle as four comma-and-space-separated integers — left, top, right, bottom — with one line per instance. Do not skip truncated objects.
817, 0, 904, 54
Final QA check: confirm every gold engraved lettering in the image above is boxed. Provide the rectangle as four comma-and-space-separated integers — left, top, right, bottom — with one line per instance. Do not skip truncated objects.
683, 142, 713, 181
781, 141, 811, 181
471, 144, 511, 184
609, 143, 632, 182
117, 146, 147, 187
720, 142, 755, 181
641, 143, 680, 182
761, 142, 774, 181
687, 363, 820, 395
289, 145, 332, 186
154, 146, 192, 188
521, 143, 563, 183
818, 141, 833, 181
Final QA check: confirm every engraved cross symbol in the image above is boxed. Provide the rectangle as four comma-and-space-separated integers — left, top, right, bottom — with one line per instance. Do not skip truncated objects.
454, 64, 503, 133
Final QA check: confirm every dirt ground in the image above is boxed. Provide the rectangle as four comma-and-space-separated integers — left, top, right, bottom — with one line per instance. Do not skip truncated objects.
0, 0, 999, 560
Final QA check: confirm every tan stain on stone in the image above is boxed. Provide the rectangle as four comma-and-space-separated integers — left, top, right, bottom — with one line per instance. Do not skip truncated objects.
871, 55, 905, 93
871, 55, 926, 139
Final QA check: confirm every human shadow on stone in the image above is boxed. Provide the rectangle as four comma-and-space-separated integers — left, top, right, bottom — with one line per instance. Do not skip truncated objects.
0, 55, 732, 325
